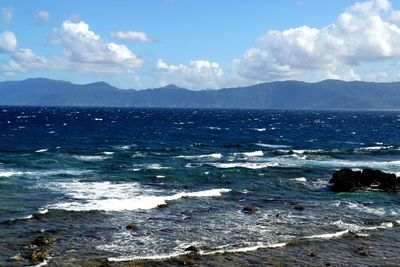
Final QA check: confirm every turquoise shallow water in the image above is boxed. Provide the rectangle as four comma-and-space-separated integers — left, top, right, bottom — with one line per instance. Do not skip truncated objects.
1, 107, 400, 265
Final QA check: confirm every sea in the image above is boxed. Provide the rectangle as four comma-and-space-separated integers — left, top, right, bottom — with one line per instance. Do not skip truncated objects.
1, 107, 400, 266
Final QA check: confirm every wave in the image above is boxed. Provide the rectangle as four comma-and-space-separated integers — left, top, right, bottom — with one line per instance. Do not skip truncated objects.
44, 181, 231, 212
176, 153, 222, 159
208, 162, 278, 169
255, 143, 291, 148
73, 155, 110, 161
0, 170, 23, 177
108, 242, 287, 262
303, 230, 349, 239
238, 150, 264, 157
35, 148, 48, 153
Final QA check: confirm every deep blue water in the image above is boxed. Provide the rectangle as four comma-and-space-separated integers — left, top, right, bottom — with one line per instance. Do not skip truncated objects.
1, 107, 400, 266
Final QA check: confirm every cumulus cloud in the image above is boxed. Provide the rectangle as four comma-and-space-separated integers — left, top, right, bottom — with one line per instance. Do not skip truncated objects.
111, 31, 151, 42
235, 0, 400, 82
52, 20, 143, 72
2, 7, 12, 25
36, 11, 49, 23
2, 48, 47, 75
0, 31, 17, 53
156, 59, 225, 89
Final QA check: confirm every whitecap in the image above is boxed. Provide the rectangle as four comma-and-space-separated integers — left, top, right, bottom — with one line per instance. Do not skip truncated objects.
233, 150, 264, 157
44, 181, 231, 212
0, 171, 23, 177
254, 143, 291, 148
254, 128, 266, 132
291, 177, 307, 182
35, 149, 48, 153
208, 162, 277, 169
103, 151, 114, 155
304, 230, 349, 239
176, 153, 222, 159
73, 155, 109, 161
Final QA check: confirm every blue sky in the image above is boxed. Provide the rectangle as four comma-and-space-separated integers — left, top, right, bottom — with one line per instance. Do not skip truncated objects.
0, 0, 400, 89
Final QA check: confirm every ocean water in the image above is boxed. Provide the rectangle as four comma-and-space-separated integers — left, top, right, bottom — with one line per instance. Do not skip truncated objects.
1, 107, 400, 266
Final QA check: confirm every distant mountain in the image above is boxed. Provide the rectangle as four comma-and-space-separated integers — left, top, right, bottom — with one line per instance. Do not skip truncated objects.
1, 78, 400, 109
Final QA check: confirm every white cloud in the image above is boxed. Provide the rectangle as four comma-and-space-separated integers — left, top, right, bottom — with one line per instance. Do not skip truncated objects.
36, 11, 49, 23
2, 48, 47, 75
111, 31, 151, 42
0, 31, 17, 53
156, 59, 225, 89
235, 0, 400, 83
2, 7, 12, 25
52, 20, 143, 71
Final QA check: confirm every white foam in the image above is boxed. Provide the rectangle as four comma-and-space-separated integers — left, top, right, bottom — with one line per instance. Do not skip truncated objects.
176, 153, 222, 159
94, 118, 103, 121
209, 162, 278, 169
109, 242, 287, 262
255, 143, 290, 148
357, 146, 393, 151
103, 151, 114, 155
0, 171, 23, 177
35, 149, 48, 153
254, 128, 266, 132
291, 177, 307, 182
242, 151, 264, 157
44, 181, 231, 212
304, 230, 349, 239
32, 259, 48, 267
73, 155, 109, 161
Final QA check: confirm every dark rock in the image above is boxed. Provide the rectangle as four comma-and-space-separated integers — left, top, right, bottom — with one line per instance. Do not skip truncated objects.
97, 258, 111, 267
330, 168, 400, 192
242, 206, 257, 213
126, 223, 138, 230
356, 246, 369, 256
293, 204, 305, 211
31, 251, 49, 261
183, 258, 195, 265
31, 235, 55, 246
308, 249, 317, 257
276, 212, 285, 219
157, 203, 169, 208
184, 245, 199, 252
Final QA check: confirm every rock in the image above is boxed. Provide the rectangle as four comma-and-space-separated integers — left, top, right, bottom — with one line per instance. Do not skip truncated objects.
308, 249, 317, 257
276, 212, 285, 219
242, 206, 257, 213
126, 223, 138, 230
356, 246, 369, 256
183, 258, 195, 265
330, 168, 400, 192
31, 251, 49, 261
10, 254, 23, 261
184, 245, 199, 252
31, 235, 55, 246
157, 203, 169, 208
97, 258, 111, 267
293, 204, 305, 211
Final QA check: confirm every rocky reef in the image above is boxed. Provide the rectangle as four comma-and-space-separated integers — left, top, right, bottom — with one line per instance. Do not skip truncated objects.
330, 168, 400, 192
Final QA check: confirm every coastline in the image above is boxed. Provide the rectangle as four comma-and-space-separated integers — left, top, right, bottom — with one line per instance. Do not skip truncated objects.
64, 225, 400, 267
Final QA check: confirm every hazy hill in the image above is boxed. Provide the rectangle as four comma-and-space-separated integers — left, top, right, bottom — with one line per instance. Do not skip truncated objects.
1, 78, 400, 109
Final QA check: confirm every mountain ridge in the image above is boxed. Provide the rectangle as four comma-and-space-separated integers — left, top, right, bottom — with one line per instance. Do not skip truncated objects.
1, 78, 400, 109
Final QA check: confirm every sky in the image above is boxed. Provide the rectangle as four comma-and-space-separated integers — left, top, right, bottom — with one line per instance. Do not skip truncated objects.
0, 0, 400, 90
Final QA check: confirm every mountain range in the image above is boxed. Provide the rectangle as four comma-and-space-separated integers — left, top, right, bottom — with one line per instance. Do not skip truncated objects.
1, 78, 400, 109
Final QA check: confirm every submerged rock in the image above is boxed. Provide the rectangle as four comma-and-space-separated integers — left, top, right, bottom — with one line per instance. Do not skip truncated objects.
126, 223, 138, 230
31, 235, 55, 246
184, 245, 199, 252
31, 250, 49, 261
330, 168, 400, 192
242, 206, 257, 213
293, 204, 305, 211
